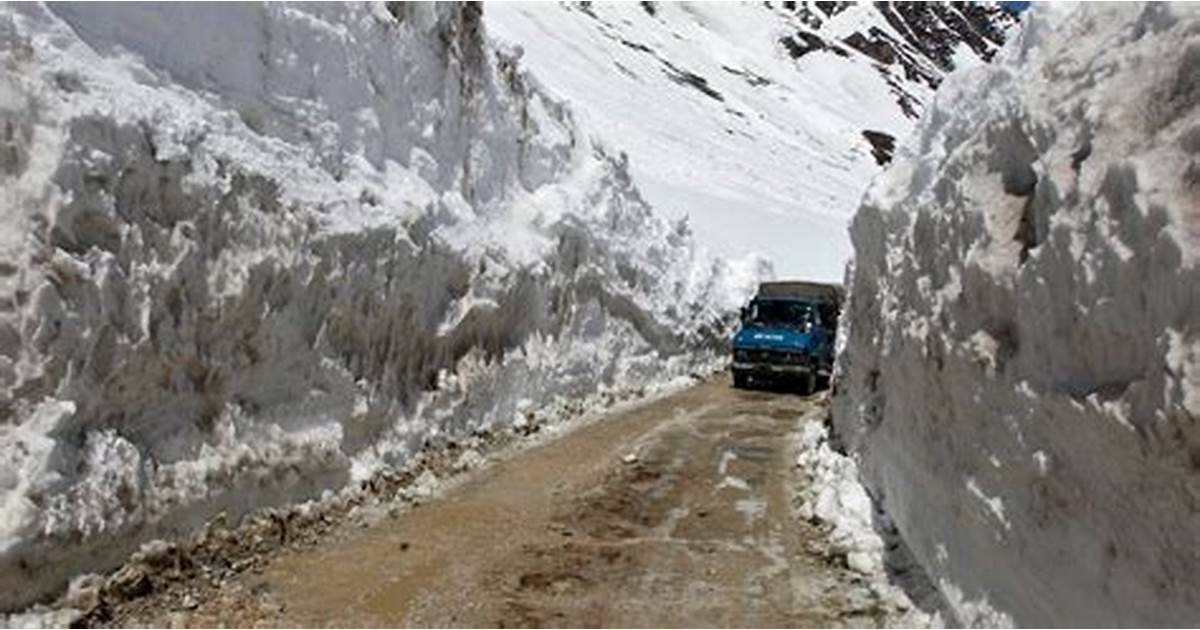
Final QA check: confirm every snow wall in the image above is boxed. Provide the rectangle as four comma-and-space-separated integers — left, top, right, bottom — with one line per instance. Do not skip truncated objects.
0, 3, 757, 610
833, 3, 1200, 626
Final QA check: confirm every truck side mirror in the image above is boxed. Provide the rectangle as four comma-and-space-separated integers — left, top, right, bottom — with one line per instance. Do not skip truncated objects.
739, 306, 749, 324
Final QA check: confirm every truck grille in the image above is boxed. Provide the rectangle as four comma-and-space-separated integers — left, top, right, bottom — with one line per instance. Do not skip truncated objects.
735, 349, 807, 365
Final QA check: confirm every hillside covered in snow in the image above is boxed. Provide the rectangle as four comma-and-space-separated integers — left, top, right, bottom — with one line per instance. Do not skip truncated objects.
833, 3, 1200, 626
487, 1, 1013, 281
0, 2, 755, 610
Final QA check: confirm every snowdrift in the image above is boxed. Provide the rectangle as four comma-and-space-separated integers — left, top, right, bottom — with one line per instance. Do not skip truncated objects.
0, 3, 755, 610
834, 3, 1200, 626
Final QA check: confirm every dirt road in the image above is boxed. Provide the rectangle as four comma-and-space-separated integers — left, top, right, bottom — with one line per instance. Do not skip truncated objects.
110, 379, 891, 627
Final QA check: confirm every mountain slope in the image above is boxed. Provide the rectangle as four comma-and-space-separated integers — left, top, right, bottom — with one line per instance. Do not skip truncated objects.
486, 1, 1014, 281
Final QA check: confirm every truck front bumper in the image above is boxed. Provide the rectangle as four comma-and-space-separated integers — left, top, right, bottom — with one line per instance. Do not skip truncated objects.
731, 361, 812, 376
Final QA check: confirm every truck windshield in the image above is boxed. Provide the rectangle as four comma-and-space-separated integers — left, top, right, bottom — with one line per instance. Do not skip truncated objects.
748, 300, 814, 329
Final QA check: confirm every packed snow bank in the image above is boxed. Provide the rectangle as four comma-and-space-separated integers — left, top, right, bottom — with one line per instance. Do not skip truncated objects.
833, 3, 1200, 626
794, 403, 946, 628
0, 2, 758, 611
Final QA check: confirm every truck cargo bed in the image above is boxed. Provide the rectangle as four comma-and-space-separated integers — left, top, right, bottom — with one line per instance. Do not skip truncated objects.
756, 281, 843, 304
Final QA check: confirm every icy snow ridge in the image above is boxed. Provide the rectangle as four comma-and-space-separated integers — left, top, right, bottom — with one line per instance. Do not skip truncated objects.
0, 3, 757, 610
834, 3, 1200, 626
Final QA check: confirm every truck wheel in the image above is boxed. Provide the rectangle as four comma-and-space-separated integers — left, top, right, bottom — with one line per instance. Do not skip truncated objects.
798, 368, 816, 396
732, 370, 749, 389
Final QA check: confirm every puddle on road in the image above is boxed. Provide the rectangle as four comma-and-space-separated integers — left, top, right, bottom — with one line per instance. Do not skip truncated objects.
735, 497, 768, 524
655, 505, 691, 538
729, 444, 773, 461
718, 449, 737, 476
715, 436, 777, 525
718, 475, 751, 491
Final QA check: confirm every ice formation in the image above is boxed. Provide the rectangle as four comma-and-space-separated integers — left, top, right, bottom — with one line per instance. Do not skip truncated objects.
833, 3, 1200, 626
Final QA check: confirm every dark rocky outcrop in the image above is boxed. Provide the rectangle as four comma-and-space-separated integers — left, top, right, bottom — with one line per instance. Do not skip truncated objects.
862, 130, 896, 166
777, 2, 1018, 118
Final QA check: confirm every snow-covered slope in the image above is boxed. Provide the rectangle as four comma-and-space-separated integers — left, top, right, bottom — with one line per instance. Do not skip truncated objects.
833, 3, 1200, 626
0, 2, 756, 610
486, 2, 1012, 281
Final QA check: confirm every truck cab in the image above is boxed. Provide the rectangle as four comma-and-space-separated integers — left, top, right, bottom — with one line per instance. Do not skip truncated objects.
731, 281, 841, 394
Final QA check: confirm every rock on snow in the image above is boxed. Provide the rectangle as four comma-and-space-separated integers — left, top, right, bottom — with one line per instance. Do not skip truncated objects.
834, 3, 1200, 627
0, 3, 756, 610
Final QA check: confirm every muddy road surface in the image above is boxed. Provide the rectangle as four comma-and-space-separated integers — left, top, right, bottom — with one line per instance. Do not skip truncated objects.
107, 378, 894, 627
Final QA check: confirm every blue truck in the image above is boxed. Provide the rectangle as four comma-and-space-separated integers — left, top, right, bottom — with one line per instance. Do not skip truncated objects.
731, 281, 842, 394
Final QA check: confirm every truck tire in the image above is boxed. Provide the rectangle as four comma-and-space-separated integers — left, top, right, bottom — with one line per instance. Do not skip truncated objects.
798, 368, 816, 396
732, 369, 749, 389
